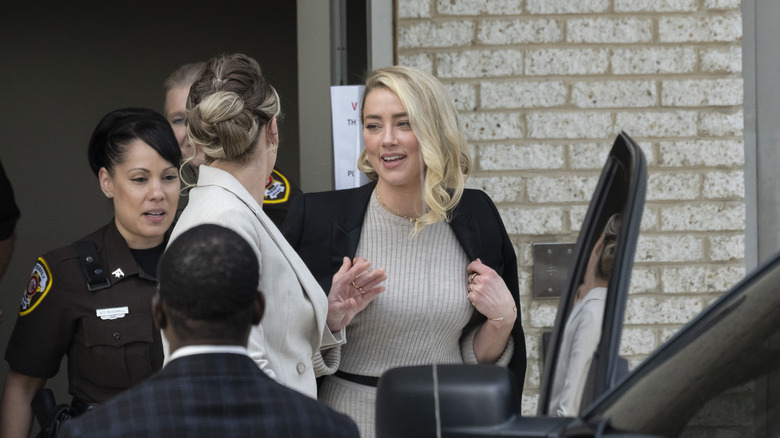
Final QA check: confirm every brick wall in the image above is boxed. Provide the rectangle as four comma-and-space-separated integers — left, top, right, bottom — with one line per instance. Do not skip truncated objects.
395, 0, 745, 414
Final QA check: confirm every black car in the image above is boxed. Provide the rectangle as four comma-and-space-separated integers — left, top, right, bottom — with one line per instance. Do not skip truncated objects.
375, 132, 780, 437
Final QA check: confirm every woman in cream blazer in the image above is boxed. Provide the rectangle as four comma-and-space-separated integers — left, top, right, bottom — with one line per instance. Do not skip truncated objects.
166, 53, 385, 398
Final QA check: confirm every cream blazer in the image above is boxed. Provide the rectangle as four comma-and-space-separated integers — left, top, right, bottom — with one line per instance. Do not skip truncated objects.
548, 286, 607, 417
165, 165, 343, 398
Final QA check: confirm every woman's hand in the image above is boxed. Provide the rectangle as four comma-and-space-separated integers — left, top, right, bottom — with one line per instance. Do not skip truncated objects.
326, 257, 387, 331
467, 258, 516, 327
468, 258, 517, 363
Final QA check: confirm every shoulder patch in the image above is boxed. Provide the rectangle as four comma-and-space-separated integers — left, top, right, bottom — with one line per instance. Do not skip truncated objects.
20, 257, 53, 316
263, 169, 290, 204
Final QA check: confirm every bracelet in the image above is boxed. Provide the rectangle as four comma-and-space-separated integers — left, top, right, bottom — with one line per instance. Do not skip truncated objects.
488, 306, 517, 322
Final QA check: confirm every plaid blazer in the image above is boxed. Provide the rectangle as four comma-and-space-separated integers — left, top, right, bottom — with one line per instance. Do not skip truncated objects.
58, 353, 359, 438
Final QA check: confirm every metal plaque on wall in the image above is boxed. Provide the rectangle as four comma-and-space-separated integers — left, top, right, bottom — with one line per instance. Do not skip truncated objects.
532, 242, 576, 299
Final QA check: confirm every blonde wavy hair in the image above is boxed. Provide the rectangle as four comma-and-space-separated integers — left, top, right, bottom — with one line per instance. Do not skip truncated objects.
358, 66, 472, 234
186, 53, 280, 166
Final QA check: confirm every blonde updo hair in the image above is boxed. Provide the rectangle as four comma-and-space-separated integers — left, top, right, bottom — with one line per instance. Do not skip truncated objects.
596, 213, 622, 281
358, 66, 472, 233
186, 53, 280, 165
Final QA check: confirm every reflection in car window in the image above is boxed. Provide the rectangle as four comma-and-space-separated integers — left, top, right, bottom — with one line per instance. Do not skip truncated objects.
549, 214, 621, 417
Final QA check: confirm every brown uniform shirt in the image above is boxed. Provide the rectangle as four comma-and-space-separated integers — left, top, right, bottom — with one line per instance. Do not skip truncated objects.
5, 221, 164, 404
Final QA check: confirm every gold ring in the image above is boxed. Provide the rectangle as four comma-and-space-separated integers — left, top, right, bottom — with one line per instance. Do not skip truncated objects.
352, 281, 366, 294
469, 273, 478, 284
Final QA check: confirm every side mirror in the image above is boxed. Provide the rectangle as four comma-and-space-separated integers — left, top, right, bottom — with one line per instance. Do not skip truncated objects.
376, 364, 521, 438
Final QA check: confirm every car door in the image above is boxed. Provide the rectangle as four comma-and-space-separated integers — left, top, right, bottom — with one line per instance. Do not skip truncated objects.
538, 131, 647, 416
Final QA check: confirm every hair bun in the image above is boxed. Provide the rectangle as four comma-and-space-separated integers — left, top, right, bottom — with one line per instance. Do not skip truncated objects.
188, 91, 259, 161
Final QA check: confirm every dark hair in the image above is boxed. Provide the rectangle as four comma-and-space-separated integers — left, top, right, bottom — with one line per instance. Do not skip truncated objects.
158, 224, 260, 340
88, 108, 181, 177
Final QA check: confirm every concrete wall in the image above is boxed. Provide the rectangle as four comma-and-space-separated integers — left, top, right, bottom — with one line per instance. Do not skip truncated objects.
395, 0, 745, 413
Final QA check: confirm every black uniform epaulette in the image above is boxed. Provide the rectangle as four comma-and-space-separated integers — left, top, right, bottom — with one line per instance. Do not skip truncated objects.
75, 241, 111, 292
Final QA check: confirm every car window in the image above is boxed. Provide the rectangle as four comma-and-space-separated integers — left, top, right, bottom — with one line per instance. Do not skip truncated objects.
592, 252, 780, 437
681, 321, 780, 436
683, 379, 766, 436
539, 132, 647, 417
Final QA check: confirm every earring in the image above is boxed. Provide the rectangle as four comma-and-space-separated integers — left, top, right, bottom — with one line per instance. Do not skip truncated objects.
107, 193, 113, 199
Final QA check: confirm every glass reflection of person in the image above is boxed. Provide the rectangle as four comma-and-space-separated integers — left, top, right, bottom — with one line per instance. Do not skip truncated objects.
549, 213, 621, 417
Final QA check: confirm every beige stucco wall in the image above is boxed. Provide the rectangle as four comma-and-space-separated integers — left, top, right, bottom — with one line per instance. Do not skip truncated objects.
395, 0, 745, 414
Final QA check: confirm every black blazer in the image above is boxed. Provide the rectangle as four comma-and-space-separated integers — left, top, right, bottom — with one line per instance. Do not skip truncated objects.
283, 181, 526, 386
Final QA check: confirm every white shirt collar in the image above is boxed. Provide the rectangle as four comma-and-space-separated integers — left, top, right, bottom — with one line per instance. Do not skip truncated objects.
166, 345, 250, 366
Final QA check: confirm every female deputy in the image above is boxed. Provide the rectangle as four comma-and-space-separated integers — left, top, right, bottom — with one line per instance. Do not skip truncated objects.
283, 66, 526, 437
169, 53, 385, 399
0, 108, 181, 438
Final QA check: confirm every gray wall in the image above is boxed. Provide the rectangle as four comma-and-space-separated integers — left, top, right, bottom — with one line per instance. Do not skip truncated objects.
742, 0, 780, 268
0, 2, 298, 417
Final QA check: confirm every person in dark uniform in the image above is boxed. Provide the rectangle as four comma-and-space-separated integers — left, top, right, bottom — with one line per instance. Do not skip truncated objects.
164, 61, 302, 229
0, 158, 21, 324
0, 108, 181, 438
263, 166, 303, 229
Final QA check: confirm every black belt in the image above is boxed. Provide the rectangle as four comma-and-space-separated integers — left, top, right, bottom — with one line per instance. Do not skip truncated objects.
334, 370, 379, 387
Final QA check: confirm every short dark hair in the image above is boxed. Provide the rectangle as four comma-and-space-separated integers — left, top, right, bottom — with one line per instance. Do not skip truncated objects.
88, 107, 181, 177
158, 224, 260, 339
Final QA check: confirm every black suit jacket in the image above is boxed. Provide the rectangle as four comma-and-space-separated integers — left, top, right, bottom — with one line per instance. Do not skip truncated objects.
283, 181, 526, 385
58, 353, 360, 438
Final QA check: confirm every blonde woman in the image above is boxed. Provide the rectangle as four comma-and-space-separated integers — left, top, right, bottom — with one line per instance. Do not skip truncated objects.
163, 61, 206, 184
169, 53, 386, 399
283, 66, 526, 437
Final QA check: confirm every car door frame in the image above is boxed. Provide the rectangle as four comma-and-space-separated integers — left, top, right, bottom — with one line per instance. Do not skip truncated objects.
538, 131, 647, 415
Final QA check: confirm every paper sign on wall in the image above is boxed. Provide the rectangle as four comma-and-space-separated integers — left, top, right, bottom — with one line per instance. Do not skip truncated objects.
330, 85, 369, 190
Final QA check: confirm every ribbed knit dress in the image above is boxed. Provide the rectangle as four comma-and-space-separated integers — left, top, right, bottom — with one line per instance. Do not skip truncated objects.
318, 192, 514, 438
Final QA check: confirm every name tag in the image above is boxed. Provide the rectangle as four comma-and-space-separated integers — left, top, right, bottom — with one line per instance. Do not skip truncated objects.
96, 306, 129, 320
